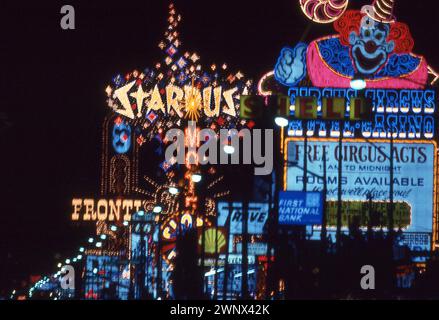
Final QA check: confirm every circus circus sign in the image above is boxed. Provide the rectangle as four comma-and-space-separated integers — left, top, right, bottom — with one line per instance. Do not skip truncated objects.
274, 0, 437, 90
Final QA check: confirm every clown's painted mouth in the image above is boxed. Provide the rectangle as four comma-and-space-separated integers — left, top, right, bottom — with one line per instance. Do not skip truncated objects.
354, 47, 385, 71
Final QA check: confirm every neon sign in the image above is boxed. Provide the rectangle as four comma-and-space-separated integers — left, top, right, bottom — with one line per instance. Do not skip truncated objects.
286, 87, 436, 139
284, 138, 437, 254
71, 198, 145, 222
105, 3, 252, 147
275, 5, 434, 90
110, 83, 242, 120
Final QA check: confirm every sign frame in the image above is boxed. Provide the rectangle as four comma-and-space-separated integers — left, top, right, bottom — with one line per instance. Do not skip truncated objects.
283, 137, 438, 251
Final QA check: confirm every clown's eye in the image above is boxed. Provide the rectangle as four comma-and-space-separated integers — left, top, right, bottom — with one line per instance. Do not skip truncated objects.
365, 30, 371, 37
376, 33, 383, 40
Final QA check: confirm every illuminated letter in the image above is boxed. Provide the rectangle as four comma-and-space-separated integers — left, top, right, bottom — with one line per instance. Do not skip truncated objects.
133, 200, 143, 215
97, 199, 108, 221
323, 97, 345, 120
130, 85, 150, 118
202, 87, 215, 117
350, 97, 372, 121
122, 200, 134, 221
114, 81, 136, 119
211, 87, 222, 117
71, 199, 82, 221
424, 116, 434, 139
296, 97, 317, 119
166, 84, 184, 117
83, 199, 95, 221
108, 199, 122, 221
147, 85, 166, 114
222, 87, 238, 117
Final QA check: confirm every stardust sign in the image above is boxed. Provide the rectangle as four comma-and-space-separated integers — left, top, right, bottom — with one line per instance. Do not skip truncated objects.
285, 138, 437, 251
110, 83, 241, 120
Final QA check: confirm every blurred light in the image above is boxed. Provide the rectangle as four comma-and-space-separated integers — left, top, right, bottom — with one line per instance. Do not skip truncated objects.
65, 259, 71, 264
77, 254, 83, 260
123, 221, 129, 226
110, 225, 118, 232
93, 268, 98, 274
79, 247, 85, 252
153, 206, 163, 214
274, 116, 288, 127
72, 258, 77, 263
169, 187, 179, 195
88, 238, 94, 243
223, 145, 235, 154
100, 234, 107, 240
191, 174, 202, 183
350, 77, 366, 90
205, 268, 224, 277
137, 211, 145, 217
57, 263, 62, 268
96, 242, 102, 248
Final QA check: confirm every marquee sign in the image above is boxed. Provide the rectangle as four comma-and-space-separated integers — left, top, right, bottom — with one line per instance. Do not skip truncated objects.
286, 87, 436, 139
284, 138, 437, 253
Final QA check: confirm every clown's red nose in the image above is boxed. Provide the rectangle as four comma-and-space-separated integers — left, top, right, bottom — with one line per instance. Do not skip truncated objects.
365, 41, 377, 54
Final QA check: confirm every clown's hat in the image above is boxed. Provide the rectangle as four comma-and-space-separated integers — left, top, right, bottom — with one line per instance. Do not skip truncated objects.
367, 0, 396, 23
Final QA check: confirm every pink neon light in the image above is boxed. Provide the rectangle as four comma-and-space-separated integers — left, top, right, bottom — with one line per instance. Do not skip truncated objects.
306, 40, 428, 90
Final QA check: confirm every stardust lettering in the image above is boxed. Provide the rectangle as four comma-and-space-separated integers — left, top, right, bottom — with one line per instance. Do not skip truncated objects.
111, 82, 241, 120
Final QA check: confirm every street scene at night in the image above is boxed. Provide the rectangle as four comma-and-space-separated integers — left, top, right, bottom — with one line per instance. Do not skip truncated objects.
1, 0, 439, 307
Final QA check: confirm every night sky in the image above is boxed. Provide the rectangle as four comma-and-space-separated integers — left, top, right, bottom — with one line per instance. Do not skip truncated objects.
1, 0, 438, 293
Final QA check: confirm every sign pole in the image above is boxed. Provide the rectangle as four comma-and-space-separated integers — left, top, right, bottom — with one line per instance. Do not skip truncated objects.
389, 134, 395, 235
336, 121, 343, 252
320, 149, 328, 252
241, 199, 249, 299
213, 213, 219, 300
222, 203, 232, 300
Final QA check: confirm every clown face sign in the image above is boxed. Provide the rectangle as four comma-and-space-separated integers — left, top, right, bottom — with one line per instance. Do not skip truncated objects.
349, 22, 395, 76
275, 6, 429, 90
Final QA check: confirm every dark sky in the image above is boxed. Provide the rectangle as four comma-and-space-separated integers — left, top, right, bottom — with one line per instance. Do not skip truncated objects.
1, 0, 438, 292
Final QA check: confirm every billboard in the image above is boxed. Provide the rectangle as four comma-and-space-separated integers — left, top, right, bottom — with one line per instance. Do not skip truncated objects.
285, 138, 436, 253
278, 191, 323, 226
217, 202, 269, 234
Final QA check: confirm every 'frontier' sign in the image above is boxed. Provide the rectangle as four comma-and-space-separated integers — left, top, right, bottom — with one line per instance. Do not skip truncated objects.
71, 198, 144, 222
